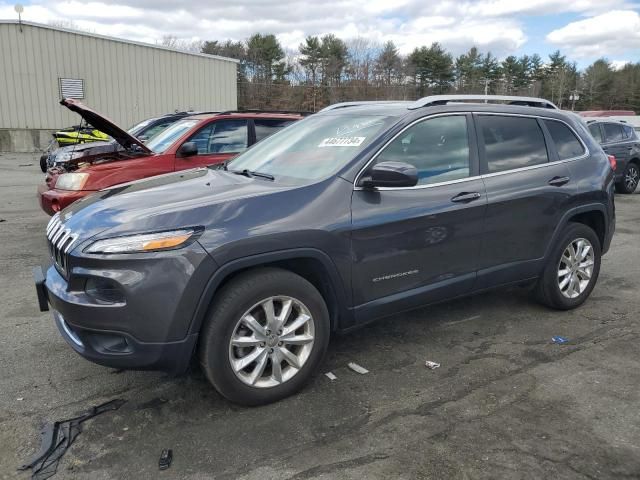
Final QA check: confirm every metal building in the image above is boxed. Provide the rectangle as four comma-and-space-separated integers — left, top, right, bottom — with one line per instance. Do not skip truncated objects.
0, 20, 238, 152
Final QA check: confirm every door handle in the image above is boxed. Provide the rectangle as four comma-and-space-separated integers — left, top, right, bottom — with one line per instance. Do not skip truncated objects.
548, 176, 570, 187
451, 192, 481, 203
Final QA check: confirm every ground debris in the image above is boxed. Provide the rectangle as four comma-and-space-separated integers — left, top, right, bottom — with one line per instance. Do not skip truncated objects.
18, 399, 126, 480
425, 361, 441, 370
159, 449, 173, 470
325, 372, 337, 381
347, 362, 369, 374
551, 336, 569, 344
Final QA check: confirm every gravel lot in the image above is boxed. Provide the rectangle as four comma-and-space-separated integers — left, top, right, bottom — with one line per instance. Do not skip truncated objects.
1, 152, 639, 479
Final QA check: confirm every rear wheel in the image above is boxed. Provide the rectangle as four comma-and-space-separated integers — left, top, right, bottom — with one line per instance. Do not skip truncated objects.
198, 268, 330, 406
616, 162, 639, 194
535, 223, 601, 310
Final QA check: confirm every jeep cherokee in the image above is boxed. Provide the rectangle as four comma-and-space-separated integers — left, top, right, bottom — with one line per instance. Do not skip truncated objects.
34, 95, 616, 405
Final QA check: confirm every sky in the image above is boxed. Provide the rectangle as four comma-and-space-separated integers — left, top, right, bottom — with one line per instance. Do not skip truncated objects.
1, 0, 639, 68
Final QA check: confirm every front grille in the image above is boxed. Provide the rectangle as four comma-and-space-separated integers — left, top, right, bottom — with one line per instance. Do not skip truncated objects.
46, 213, 79, 274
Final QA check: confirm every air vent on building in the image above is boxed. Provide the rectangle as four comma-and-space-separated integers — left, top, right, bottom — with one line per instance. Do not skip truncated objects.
59, 78, 84, 99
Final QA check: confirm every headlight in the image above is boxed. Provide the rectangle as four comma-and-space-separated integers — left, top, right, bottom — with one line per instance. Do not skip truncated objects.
55, 173, 90, 191
84, 229, 198, 254
55, 151, 83, 163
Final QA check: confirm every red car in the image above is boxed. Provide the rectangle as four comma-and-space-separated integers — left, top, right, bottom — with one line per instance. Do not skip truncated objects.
38, 99, 303, 215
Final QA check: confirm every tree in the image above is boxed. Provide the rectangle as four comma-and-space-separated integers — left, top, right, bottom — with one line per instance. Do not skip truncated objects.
321, 34, 348, 86
245, 33, 285, 83
299, 36, 323, 85
480, 52, 501, 94
454, 47, 483, 92
375, 41, 402, 86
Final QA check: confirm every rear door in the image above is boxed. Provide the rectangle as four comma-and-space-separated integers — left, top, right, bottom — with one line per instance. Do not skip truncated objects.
475, 114, 581, 287
176, 119, 249, 169
350, 114, 487, 319
601, 123, 629, 170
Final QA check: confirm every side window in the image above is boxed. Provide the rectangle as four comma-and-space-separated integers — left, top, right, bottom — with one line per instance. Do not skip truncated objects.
588, 124, 603, 144
603, 123, 624, 143
373, 115, 470, 186
188, 124, 215, 154
479, 116, 548, 173
254, 119, 295, 142
623, 125, 635, 139
188, 120, 248, 154
544, 120, 585, 160
209, 120, 248, 153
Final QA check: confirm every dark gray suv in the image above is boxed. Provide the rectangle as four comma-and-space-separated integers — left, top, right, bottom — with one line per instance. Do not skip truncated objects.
587, 119, 640, 194
35, 95, 616, 405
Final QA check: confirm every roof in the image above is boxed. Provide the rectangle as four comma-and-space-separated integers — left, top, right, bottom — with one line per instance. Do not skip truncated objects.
0, 20, 239, 64
185, 112, 304, 121
579, 110, 636, 117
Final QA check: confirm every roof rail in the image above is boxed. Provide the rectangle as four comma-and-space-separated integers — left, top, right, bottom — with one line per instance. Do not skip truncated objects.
319, 101, 411, 112
409, 95, 558, 110
217, 109, 313, 116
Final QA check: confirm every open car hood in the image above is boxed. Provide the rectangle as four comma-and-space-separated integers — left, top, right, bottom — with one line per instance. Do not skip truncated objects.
60, 98, 152, 154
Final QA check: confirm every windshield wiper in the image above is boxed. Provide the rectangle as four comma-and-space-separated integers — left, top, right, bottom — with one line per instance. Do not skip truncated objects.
228, 169, 275, 181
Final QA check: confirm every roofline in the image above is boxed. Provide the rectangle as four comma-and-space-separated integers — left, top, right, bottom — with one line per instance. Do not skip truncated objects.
0, 19, 240, 64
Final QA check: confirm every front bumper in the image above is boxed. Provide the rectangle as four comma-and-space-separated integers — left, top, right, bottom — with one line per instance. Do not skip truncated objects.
37, 185, 92, 216
33, 240, 216, 373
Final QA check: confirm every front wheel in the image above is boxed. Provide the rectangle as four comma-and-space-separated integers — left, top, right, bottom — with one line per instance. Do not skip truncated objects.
198, 268, 330, 406
535, 223, 601, 310
616, 162, 639, 194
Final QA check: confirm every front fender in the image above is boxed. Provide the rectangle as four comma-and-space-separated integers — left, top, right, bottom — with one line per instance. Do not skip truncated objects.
188, 247, 352, 335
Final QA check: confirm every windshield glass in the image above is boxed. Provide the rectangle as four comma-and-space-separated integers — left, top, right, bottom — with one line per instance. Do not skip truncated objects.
146, 119, 198, 153
226, 114, 395, 181
127, 118, 156, 135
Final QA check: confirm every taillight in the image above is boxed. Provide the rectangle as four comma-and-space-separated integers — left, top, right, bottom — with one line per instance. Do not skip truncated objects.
608, 155, 617, 171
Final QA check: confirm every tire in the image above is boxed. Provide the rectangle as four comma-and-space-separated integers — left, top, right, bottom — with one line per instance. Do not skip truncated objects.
535, 223, 601, 310
198, 268, 330, 406
615, 162, 639, 194
39, 154, 48, 173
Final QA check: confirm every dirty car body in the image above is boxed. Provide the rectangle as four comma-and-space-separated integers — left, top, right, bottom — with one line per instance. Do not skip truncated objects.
35, 96, 616, 405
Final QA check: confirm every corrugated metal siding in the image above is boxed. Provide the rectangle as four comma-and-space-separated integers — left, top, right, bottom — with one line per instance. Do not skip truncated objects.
0, 22, 238, 130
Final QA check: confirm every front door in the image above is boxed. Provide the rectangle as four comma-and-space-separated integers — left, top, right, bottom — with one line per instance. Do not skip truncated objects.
176, 119, 249, 169
350, 114, 486, 321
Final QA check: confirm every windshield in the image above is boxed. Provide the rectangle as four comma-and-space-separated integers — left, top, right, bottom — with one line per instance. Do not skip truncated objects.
146, 119, 199, 153
226, 114, 396, 181
127, 118, 157, 135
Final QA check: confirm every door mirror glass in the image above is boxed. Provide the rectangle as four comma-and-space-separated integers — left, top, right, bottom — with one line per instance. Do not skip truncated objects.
361, 161, 418, 188
177, 141, 198, 157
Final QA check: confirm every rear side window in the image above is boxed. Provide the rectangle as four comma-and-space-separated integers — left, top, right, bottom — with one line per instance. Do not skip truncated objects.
544, 120, 585, 160
254, 119, 295, 142
588, 124, 603, 144
479, 116, 548, 173
374, 115, 470, 185
603, 123, 624, 143
623, 125, 636, 139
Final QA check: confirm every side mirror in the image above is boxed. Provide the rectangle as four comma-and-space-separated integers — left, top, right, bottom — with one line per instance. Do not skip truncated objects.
360, 161, 418, 189
177, 141, 198, 158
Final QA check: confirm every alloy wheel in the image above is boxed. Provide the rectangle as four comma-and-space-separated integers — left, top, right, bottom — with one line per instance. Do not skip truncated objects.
625, 165, 639, 192
557, 237, 595, 299
228, 296, 315, 388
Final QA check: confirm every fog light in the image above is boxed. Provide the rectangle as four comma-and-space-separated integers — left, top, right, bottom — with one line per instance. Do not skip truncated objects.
85, 277, 125, 304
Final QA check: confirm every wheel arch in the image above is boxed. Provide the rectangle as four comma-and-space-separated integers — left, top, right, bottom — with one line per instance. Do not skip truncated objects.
188, 249, 350, 336
545, 204, 609, 261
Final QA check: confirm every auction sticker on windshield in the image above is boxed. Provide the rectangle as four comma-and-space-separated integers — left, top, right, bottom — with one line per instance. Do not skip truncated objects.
318, 137, 366, 147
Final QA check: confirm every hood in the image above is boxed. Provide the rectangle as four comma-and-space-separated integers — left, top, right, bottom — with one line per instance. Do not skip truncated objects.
51, 141, 118, 163
60, 98, 152, 154
58, 168, 295, 242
